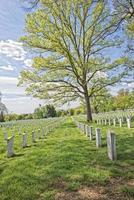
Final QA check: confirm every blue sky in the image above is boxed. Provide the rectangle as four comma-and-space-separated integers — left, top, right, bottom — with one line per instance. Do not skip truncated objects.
0, 0, 44, 114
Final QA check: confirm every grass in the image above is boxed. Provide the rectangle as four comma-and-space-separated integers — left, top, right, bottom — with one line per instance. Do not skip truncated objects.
0, 118, 134, 200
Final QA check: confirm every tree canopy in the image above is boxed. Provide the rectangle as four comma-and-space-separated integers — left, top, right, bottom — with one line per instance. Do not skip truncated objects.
19, 0, 131, 121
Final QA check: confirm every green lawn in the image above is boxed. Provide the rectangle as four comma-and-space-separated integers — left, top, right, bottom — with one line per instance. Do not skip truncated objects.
0, 118, 134, 200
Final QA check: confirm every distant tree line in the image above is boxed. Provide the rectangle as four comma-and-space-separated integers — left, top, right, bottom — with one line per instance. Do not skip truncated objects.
91, 89, 134, 113
3, 89, 134, 122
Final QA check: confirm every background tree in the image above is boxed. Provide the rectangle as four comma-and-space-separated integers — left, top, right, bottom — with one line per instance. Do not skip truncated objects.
113, 89, 134, 110
91, 88, 115, 113
34, 104, 57, 118
0, 92, 8, 122
19, 0, 130, 121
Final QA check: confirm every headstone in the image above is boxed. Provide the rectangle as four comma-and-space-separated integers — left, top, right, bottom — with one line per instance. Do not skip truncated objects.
113, 118, 116, 127
107, 131, 116, 161
7, 136, 14, 157
105, 119, 107, 125
127, 118, 131, 129
96, 128, 101, 147
32, 131, 36, 143
119, 118, 122, 127
22, 133, 27, 148
89, 126, 93, 140
86, 125, 90, 137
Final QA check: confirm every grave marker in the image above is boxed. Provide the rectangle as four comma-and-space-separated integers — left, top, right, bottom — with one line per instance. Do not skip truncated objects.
96, 128, 101, 147
7, 136, 14, 157
107, 131, 116, 161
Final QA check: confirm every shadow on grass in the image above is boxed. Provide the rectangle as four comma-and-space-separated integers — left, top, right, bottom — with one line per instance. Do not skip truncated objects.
12, 153, 25, 157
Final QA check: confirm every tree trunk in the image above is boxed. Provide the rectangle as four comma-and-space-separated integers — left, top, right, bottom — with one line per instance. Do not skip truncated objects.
0, 111, 4, 122
84, 92, 92, 122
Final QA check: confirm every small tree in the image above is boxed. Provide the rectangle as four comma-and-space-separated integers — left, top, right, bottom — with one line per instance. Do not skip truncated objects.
20, 0, 129, 121
45, 105, 57, 118
0, 92, 8, 122
34, 104, 57, 118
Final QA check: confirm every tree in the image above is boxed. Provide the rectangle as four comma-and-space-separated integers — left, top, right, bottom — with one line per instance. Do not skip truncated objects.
113, 1, 134, 50
0, 92, 8, 122
113, 89, 134, 110
19, 0, 129, 121
34, 107, 43, 118
44, 104, 57, 118
91, 88, 115, 113
34, 104, 57, 118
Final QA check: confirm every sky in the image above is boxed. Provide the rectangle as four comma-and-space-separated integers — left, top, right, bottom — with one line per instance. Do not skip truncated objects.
0, 0, 45, 114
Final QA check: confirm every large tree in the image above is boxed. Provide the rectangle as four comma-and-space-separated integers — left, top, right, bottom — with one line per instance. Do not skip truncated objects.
20, 0, 129, 121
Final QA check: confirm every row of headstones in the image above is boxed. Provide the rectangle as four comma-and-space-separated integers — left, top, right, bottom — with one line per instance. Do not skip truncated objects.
1, 118, 60, 131
2, 117, 62, 138
4, 120, 63, 158
96, 117, 131, 129
75, 121, 116, 161
1, 117, 61, 128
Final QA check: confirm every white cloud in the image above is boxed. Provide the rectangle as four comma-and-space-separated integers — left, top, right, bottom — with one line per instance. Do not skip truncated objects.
0, 39, 26, 61
0, 76, 18, 85
128, 82, 134, 88
0, 76, 25, 97
3, 96, 44, 114
0, 75, 43, 114
24, 59, 33, 68
0, 64, 14, 71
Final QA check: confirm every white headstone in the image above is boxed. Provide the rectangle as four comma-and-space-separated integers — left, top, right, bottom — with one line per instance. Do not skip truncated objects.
86, 125, 90, 137
7, 136, 14, 157
107, 131, 116, 161
105, 119, 107, 125
127, 118, 131, 129
113, 118, 116, 127
119, 118, 122, 127
96, 128, 101, 147
89, 126, 93, 140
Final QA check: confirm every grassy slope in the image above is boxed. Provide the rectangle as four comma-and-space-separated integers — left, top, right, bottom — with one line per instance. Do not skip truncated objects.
0, 118, 134, 200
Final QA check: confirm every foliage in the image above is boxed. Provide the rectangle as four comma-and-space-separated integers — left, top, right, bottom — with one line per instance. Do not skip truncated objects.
91, 88, 115, 113
34, 104, 57, 118
4, 113, 34, 121
91, 89, 134, 113
19, 0, 130, 121
0, 91, 8, 122
113, 89, 134, 110
113, 1, 134, 55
